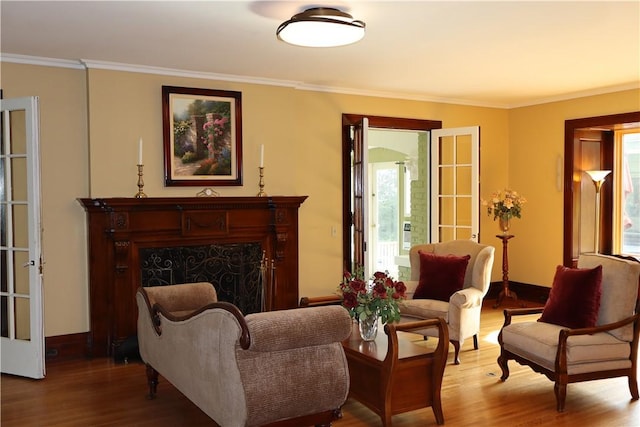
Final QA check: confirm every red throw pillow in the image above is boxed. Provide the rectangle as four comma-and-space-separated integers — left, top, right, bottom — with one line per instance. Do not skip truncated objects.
539, 265, 603, 329
413, 252, 471, 302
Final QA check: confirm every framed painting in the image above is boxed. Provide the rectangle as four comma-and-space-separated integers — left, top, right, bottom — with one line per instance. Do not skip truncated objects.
162, 86, 242, 186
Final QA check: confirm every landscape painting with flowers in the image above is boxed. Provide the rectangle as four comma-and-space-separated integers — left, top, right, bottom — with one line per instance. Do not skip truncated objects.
162, 86, 242, 186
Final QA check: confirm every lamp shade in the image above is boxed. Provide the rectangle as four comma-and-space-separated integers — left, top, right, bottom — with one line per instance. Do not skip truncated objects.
585, 170, 611, 183
276, 7, 365, 48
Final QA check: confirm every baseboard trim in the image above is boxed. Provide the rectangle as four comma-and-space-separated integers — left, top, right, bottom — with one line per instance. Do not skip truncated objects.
45, 332, 90, 362
487, 281, 550, 305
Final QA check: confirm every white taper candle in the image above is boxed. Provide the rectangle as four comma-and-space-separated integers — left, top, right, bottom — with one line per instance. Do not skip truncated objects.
260, 144, 264, 167
138, 137, 143, 165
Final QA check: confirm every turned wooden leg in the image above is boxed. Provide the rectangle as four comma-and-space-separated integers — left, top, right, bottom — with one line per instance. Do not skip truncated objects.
451, 340, 461, 365
497, 354, 510, 381
473, 334, 479, 350
629, 373, 639, 400
432, 390, 445, 425
554, 380, 567, 412
146, 364, 159, 399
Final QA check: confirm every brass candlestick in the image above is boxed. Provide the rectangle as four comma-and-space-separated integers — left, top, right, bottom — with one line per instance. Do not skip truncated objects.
257, 166, 266, 197
135, 164, 147, 198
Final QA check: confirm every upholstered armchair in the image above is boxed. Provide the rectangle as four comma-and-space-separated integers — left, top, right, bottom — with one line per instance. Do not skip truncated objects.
136, 282, 352, 427
398, 240, 495, 364
497, 253, 640, 412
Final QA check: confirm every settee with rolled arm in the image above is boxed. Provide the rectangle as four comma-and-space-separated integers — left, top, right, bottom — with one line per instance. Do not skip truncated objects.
136, 282, 352, 427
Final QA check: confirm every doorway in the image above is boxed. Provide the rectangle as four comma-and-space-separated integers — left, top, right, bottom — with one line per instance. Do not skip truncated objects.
563, 111, 640, 266
342, 114, 481, 281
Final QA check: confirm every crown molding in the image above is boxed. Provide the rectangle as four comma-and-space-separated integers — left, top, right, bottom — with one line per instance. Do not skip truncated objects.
508, 82, 640, 109
3, 53, 637, 110
1, 53, 85, 70
79, 59, 300, 89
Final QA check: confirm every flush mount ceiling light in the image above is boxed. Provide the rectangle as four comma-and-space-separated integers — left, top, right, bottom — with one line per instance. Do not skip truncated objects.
276, 7, 365, 48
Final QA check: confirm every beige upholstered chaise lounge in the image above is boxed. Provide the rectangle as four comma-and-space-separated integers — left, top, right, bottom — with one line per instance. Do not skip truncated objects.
136, 282, 352, 427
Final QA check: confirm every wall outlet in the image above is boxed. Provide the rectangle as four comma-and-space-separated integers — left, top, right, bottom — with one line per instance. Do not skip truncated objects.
331, 225, 337, 237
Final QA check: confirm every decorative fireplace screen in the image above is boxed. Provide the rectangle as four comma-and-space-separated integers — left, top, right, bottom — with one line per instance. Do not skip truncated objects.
140, 242, 264, 315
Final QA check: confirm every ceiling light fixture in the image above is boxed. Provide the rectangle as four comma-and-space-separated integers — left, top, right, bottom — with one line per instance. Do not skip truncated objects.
276, 7, 365, 48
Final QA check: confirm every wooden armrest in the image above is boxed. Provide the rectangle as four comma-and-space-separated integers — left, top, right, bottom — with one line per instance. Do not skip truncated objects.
503, 306, 544, 327
384, 318, 449, 371
152, 301, 251, 349
556, 312, 640, 374
299, 295, 343, 307
386, 318, 447, 335
559, 312, 640, 339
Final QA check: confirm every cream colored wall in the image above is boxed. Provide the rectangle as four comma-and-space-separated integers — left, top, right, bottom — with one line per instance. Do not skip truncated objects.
2, 62, 89, 336
86, 69, 510, 302
6, 59, 633, 338
508, 89, 640, 288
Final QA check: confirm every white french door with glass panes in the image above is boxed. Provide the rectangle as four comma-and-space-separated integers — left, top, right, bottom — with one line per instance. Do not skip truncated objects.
431, 127, 480, 242
0, 96, 45, 379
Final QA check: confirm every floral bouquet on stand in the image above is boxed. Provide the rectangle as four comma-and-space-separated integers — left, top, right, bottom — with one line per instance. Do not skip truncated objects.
338, 270, 407, 341
482, 188, 527, 234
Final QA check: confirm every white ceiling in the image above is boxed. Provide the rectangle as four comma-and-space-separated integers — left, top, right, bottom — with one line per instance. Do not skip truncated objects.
1, 0, 639, 108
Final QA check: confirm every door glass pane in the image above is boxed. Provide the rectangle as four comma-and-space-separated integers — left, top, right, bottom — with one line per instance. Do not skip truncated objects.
1, 295, 7, 338
15, 296, 30, 340
456, 135, 472, 164
14, 251, 30, 294
439, 167, 454, 194
439, 227, 454, 242
456, 197, 472, 226
439, 197, 454, 225
10, 157, 28, 201
457, 228, 472, 240
12, 205, 28, 248
439, 136, 454, 164
456, 166, 471, 194
9, 110, 27, 155
0, 249, 6, 292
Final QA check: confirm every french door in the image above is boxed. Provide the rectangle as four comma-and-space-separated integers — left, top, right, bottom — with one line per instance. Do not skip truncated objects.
0, 96, 45, 379
431, 126, 480, 242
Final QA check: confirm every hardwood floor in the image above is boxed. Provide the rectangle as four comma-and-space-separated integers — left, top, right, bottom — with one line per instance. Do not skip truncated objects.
2, 299, 639, 426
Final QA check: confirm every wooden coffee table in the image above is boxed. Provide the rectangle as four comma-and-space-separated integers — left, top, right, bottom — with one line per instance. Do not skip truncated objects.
341, 318, 449, 426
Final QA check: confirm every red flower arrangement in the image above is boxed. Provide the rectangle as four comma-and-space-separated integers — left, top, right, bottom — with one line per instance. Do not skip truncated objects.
338, 270, 407, 324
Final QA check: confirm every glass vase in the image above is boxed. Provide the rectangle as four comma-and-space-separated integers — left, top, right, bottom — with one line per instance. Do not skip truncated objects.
358, 312, 379, 341
498, 215, 511, 235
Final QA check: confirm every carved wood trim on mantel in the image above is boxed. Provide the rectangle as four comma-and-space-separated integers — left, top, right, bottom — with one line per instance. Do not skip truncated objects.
79, 196, 307, 357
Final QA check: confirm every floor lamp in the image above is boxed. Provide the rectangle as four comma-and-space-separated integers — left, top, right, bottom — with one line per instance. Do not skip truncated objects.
585, 170, 611, 254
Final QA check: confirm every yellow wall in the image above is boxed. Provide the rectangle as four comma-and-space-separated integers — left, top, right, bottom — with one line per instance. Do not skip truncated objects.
2, 59, 637, 337
508, 90, 640, 287
2, 63, 89, 336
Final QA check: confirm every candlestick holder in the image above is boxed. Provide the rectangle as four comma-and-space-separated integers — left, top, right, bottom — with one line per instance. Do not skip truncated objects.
257, 166, 266, 197
135, 164, 147, 198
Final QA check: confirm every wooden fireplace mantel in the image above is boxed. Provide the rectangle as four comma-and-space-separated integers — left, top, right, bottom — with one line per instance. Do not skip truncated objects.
79, 196, 307, 357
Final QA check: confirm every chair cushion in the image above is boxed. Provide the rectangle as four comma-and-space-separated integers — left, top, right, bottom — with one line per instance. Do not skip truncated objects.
397, 298, 449, 322
539, 264, 602, 329
413, 252, 471, 302
502, 321, 631, 374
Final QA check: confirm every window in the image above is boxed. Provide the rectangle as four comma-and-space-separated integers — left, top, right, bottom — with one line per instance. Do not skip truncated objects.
615, 131, 640, 256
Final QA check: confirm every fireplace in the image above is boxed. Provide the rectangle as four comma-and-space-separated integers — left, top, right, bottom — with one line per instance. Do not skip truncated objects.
139, 242, 264, 314
79, 196, 306, 357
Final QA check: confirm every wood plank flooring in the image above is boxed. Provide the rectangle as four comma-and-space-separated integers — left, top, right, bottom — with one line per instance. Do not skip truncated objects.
2, 299, 639, 426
